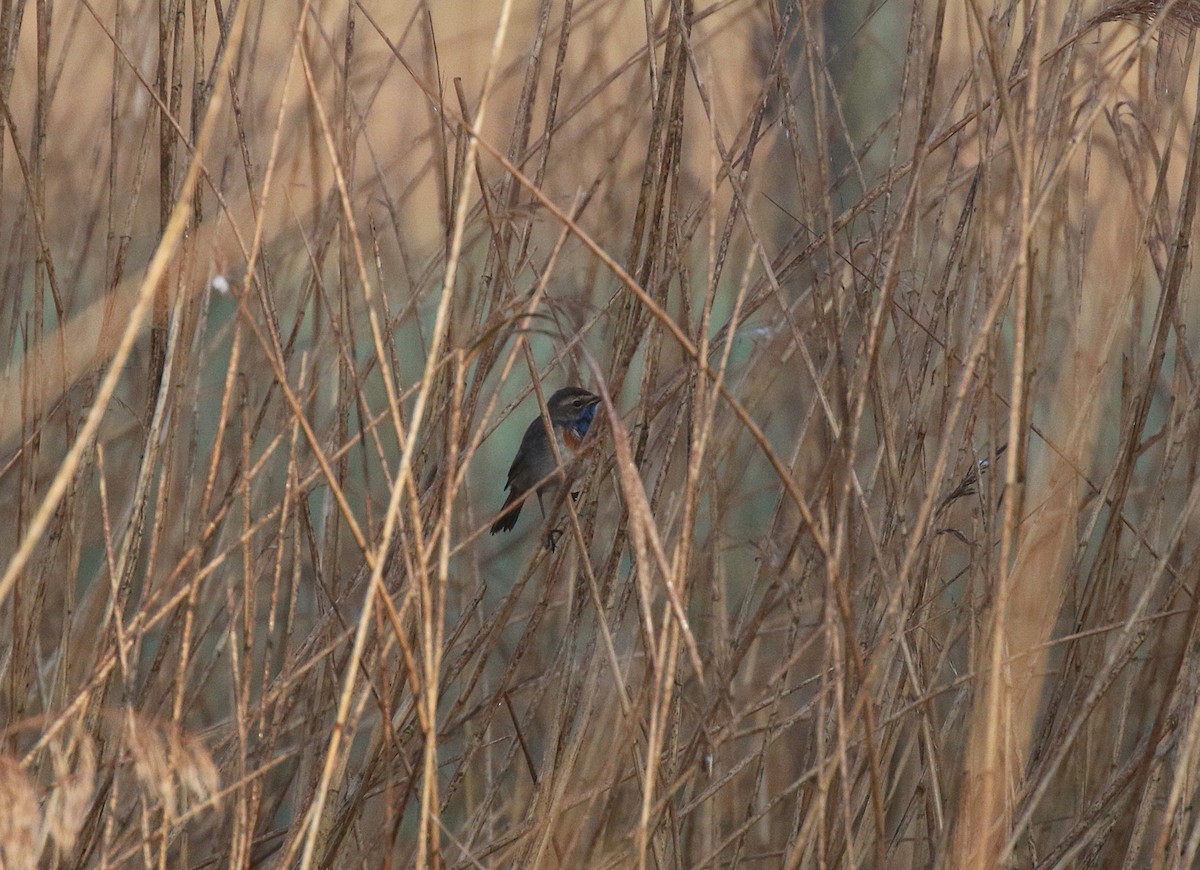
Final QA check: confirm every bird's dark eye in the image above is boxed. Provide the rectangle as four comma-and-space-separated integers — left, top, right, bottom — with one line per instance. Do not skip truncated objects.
573, 398, 583, 406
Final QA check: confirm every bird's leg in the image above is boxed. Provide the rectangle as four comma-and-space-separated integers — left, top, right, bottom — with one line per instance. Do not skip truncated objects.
536, 490, 567, 551
550, 493, 584, 548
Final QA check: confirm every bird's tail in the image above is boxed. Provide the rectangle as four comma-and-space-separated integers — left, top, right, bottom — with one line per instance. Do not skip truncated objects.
490, 489, 523, 534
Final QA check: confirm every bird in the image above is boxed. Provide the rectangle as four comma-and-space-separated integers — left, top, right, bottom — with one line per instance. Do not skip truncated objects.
490, 386, 601, 536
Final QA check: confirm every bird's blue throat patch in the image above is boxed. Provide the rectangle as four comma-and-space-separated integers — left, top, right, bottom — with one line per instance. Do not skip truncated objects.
567, 404, 597, 438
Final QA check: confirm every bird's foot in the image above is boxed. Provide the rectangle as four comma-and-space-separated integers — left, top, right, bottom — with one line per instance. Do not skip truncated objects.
545, 528, 564, 552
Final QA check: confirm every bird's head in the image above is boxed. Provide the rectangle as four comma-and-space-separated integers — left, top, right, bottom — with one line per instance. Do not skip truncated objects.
547, 386, 601, 435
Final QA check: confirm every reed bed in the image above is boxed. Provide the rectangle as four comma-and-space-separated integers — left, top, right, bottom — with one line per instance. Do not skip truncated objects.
3, 0, 1200, 866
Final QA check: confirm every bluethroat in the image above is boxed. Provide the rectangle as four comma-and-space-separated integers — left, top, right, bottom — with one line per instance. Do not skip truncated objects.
490, 386, 601, 536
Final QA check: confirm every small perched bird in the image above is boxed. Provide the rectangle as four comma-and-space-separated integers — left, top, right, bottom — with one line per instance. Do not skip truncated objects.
490, 386, 601, 536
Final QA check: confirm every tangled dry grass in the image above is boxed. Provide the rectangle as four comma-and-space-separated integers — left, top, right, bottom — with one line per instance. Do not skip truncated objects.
4, 0, 1200, 867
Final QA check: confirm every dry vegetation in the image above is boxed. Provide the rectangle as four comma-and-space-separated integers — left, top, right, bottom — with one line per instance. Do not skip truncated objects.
5, 0, 1200, 866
